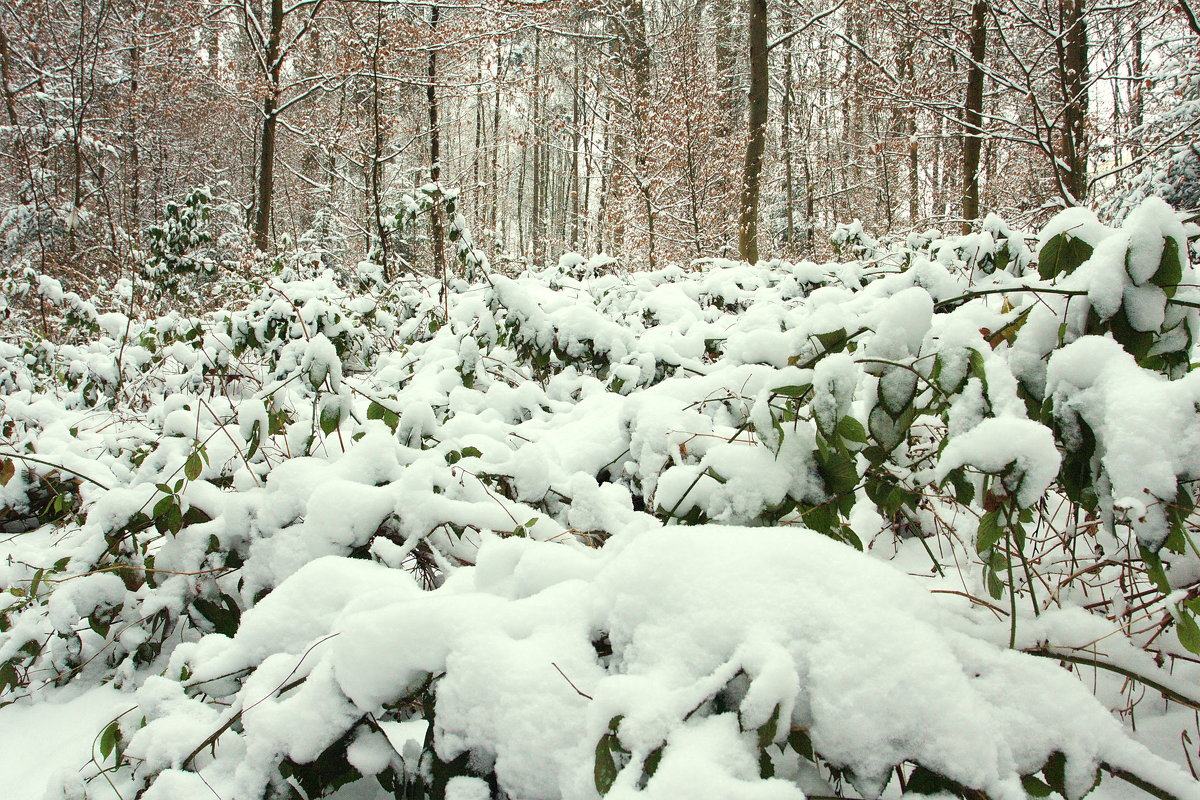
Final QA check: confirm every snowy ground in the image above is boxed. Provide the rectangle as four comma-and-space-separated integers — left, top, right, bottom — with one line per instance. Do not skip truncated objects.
2, 200, 1200, 799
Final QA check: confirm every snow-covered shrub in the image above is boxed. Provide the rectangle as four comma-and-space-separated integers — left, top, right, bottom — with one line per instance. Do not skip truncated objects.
138, 187, 218, 288
1, 198, 1200, 800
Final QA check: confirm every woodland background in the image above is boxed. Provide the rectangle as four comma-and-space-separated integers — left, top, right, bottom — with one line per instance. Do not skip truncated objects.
1, 0, 1198, 287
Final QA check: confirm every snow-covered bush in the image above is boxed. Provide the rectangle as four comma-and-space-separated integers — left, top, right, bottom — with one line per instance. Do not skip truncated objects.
2, 198, 1200, 800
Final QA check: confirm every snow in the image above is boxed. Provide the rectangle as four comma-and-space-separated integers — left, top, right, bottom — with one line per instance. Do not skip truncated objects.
3, 202, 1200, 800
1038, 207, 1112, 252
1046, 336, 1200, 546
935, 418, 1061, 508
117, 525, 1200, 800
0, 686, 129, 799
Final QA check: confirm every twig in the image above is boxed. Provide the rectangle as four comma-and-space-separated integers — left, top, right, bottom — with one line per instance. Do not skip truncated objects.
1101, 763, 1190, 800
182, 633, 339, 769
0, 451, 110, 490
551, 662, 592, 700
1027, 648, 1200, 711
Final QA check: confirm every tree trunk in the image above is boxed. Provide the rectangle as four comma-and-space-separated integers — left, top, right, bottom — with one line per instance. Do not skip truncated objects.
370, 1, 390, 276
570, 34, 582, 250
738, 0, 768, 263
713, 0, 737, 134
491, 58, 502, 233
616, 0, 652, 266
427, 4, 446, 282
127, 29, 141, 234
531, 29, 542, 264
1059, 0, 1088, 204
961, 0, 987, 232
782, 41, 795, 249
1129, 29, 1143, 160
252, 0, 284, 252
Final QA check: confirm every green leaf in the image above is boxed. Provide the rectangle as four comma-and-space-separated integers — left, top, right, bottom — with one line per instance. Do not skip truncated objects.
1057, 419, 1097, 508
1140, 545, 1171, 594
367, 401, 401, 433
905, 765, 969, 798
967, 348, 989, 392
1042, 752, 1068, 798
643, 745, 663, 778
192, 593, 242, 637
1038, 232, 1093, 279
594, 717, 625, 796
868, 405, 903, 452
153, 495, 175, 520
815, 448, 858, 496
184, 451, 202, 481
320, 406, 341, 436
756, 704, 781, 749
1150, 236, 1183, 296
949, 471, 975, 506
985, 565, 1005, 601
99, 720, 120, 761
759, 749, 775, 779
1022, 774, 1053, 798
835, 416, 868, 444
975, 510, 1004, 553
183, 505, 212, 526
815, 328, 847, 353
0, 661, 18, 693
993, 247, 1011, 275
772, 384, 812, 399
460, 446, 483, 458
788, 729, 814, 761
864, 476, 893, 513
833, 524, 864, 551
88, 613, 111, 639
800, 503, 838, 536
246, 421, 261, 461
166, 503, 184, 535
1176, 606, 1200, 656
